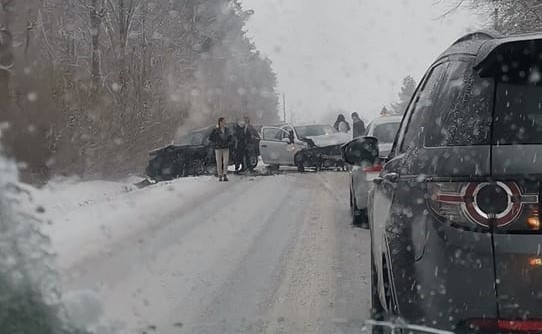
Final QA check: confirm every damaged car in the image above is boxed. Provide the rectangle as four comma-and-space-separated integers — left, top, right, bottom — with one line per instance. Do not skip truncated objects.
259, 123, 351, 172
146, 124, 259, 181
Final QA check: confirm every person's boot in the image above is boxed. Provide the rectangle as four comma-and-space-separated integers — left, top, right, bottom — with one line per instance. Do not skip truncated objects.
219, 176, 223, 182
223, 175, 229, 182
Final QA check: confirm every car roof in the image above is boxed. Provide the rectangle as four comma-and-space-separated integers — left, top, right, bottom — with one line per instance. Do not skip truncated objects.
269, 123, 330, 128
436, 30, 542, 65
292, 123, 331, 127
368, 116, 402, 126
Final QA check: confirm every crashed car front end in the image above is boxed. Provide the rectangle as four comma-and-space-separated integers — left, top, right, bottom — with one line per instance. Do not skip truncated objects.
297, 132, 350, 169
146, 144, 214, 181
300, 143, 344, 168
315, 144, 344, 167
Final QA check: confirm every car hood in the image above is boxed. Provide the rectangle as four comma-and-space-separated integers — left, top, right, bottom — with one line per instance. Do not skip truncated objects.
149, 144, 204, 156
305, 133, 351, 147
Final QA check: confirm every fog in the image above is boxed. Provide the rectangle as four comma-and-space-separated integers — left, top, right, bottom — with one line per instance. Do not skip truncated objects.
241, 0, 485, 124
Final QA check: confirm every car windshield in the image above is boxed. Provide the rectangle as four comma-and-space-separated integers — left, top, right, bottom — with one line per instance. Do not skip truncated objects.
2, 1, 536, 333
372, 122, 400, 144
190, 131, 209, 145
176, 134, 192, 145
295, 125, 337, 137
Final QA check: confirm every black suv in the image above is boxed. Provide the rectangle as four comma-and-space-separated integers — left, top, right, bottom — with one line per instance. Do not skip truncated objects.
343, 31, 542, 333
146, 123, 259, 181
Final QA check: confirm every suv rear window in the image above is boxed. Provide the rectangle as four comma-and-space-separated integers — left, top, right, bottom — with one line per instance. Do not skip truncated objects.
493, 82, 542, 145
424, 61, 494, 147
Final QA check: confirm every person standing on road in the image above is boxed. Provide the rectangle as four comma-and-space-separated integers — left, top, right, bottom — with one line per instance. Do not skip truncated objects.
334, 114, 350, 133
351, 112, 365, 138
234, 116, 258, 174
234, 118, 249, 173
244, 117, 259, 174
209, 117, 232, 182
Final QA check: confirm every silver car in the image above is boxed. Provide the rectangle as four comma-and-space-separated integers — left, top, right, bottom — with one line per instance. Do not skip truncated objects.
259, 123, 351, 172
349, 116, 401, 226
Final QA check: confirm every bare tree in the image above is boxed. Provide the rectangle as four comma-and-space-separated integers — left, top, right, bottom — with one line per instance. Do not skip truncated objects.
0, 0, 280, 182
89, 0, 104, 89
446, 0, 542, 34
0, 0, 14, 106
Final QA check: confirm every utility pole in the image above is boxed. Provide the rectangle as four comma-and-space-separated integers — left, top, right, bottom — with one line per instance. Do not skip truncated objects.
494, 6, 499, 30
493, 0, 501, 31
282, 93, 286, 123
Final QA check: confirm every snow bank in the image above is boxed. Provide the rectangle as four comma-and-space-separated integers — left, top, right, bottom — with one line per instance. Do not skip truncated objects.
31, 178, 138, 220
30, 176, 219, 270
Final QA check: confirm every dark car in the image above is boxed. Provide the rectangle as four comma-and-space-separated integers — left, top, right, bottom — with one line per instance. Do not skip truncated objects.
343, 31, 542, 333
146, 123, 260, 181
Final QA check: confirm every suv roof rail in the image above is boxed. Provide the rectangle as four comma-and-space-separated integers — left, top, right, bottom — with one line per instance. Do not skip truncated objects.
452, 30, 502, 46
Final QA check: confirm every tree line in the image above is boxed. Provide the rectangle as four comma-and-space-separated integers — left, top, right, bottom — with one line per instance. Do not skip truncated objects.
0, 0, 279, 183
449, 0, 542, 34
378, 75, 417, 117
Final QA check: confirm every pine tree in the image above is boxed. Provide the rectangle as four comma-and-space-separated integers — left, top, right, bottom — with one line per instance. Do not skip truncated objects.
380, 106, 391, 117
391, 75, 417, 115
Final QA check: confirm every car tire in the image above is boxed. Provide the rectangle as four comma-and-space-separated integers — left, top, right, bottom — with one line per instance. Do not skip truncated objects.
315, 159, 323, 172
192, 160, 206, 176
249, 155, 259, 169
205, 162, 217, 176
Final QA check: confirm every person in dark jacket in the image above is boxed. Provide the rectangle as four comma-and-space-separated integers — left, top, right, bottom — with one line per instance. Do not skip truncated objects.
333, 114, 351, 133
209, 117, 233, 181
234, 116, 258, 173
234, 118, 248, 172
351, 112, 366, 138
244, 117, 260, 173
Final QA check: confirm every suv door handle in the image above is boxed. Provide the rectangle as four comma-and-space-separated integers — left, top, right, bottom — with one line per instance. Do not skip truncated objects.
261, 144, 268, 148
374, 172, 399, 185
383, 172, 399, 183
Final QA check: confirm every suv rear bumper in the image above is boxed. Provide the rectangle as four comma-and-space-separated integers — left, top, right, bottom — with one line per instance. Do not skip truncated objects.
389, 220, 498, 332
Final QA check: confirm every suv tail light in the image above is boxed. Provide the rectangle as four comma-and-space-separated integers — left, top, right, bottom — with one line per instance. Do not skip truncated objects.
362, 163, 383, 181
427, 181, 538, 229
465, 318, 542, 332
362, 164, 383, 173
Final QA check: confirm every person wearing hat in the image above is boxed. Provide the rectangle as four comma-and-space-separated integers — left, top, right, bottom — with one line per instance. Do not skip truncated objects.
351, 112, 366, 138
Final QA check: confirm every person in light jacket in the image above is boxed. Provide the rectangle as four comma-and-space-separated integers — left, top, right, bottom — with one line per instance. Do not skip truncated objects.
334, 114, 351, 133
209, 117, 233, 181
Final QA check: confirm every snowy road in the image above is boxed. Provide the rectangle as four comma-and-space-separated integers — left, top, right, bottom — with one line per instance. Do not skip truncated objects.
51, 172, 371, 333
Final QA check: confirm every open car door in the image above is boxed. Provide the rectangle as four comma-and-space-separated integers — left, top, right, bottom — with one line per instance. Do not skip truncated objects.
259, 127, 292, 165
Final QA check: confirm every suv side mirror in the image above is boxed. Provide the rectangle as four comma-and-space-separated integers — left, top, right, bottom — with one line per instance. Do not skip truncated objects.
341, 136, 379, 165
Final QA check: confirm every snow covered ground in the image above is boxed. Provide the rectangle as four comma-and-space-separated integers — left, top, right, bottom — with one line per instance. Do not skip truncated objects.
31, 176, 221, 270
29, 158, 270, 270
19, 170, 372, 333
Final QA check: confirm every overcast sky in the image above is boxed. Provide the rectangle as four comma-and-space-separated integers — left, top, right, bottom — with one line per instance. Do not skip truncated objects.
240, 0, 486, 124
